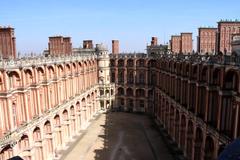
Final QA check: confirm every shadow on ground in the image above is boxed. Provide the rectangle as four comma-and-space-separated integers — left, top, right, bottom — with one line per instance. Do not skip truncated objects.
92, 112, 178, 160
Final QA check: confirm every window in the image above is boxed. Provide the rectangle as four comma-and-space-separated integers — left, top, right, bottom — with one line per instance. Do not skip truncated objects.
118, 71, 124, 83
127, 71, 134, 84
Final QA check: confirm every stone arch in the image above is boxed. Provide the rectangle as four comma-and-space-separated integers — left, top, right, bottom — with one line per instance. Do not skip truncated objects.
53, 115, 62, 148
47, 65, 55, 79
127, 59, 134, 67
19, 134, 30, 152
111, 89, 114, 96
24, 69, 33, 85
148, 89, 153, 99
105, 89, 110, 96
8, 71, 21, 88
137, 71, 145, 84
37, 67, 45, 82
81, 98, 87, 122
0, 145, 13, 160
43, 120, 51, 134
212, 67, 221, 85
186, 121, 194, 159
127, 70, 134, 84
76, 101, 80, 111
136, 88, 145, 97
204, 136, 215, 160
201, 66, 208, 82
224, 69, 239, 92
175, 110, 180, 143
194, 127, 203, 160
66, 63, 71, 75
70, 105, 76, 135
192, 65, 198, 80
148, 59, 156, 67
43, 121, 53, 158
33, 127, 43, 160
118, 59, 124, 67
72, 62, 76, 70
117, 87, 124, 96
126, 88, 133, 96
57, 64, 64, 77
110, 59, 115, 67
180, 115, 186, 150
118, 69, 124, 83
33, 127, 41, 141
126, 98, 134, 111
169, 105, 175, 137
136, 59, 145, 67
220, 69, 239, 138
78, 61, 82, 69
100, 89, 104, 96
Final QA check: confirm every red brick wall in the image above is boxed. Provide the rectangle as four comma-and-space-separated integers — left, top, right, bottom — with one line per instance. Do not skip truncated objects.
218, 22, 240, 54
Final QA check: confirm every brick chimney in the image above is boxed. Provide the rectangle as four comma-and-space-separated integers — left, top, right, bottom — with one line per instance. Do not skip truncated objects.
0, 26, 16, 59
83, 40, 93, 49
151, 37, 158, 46
112, 40, 119, 54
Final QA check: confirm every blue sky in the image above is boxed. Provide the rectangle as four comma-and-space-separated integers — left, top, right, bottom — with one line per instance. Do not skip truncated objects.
0, 0, 239, 54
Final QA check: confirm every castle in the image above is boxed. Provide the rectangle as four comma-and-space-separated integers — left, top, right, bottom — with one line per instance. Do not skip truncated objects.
0, 25, 240, 160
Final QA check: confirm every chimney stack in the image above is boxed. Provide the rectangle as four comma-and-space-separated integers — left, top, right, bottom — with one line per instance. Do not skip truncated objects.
112, 40, 119, 54
83, 40, 93, 49
0, 26, 16, 59
151, 37, 158, 46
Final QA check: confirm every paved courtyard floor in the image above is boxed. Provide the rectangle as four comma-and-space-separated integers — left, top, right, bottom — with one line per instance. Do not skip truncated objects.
62, 112, 174, 160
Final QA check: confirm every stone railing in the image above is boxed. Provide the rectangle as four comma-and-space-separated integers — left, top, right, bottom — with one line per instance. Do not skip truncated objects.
0, 54, 97, 69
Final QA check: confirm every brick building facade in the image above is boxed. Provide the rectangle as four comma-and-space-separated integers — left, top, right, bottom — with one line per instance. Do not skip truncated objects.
216, 20, 240, 54
197, 27, 217, 54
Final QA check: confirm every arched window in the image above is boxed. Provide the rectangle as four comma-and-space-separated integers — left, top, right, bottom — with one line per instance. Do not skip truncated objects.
136, 89, 145, 97
127, 59, 134, 67
100, 89, 104, 96
118, 87, 124, 96
139, 72, 145, 84
126, 88, 133, 96
118, 70, 124, 83
136, 59, 145, 67
118, 59, 124, 67
127, 71, 134, 84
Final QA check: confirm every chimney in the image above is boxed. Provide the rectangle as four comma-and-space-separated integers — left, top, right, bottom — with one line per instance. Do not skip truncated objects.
112, 40, 119, 54
0, 26, 16, 59
83, 40, 93, 49
151, 37, 158, 46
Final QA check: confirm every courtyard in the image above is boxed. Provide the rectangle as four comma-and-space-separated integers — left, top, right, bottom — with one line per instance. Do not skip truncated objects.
61, 112, 174, 160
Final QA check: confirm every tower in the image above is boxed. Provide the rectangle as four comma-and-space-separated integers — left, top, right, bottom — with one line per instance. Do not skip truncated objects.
96, 44, 115, 110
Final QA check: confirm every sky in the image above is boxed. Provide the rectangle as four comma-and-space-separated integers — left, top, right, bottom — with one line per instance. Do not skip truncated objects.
0, 0, 239, 54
